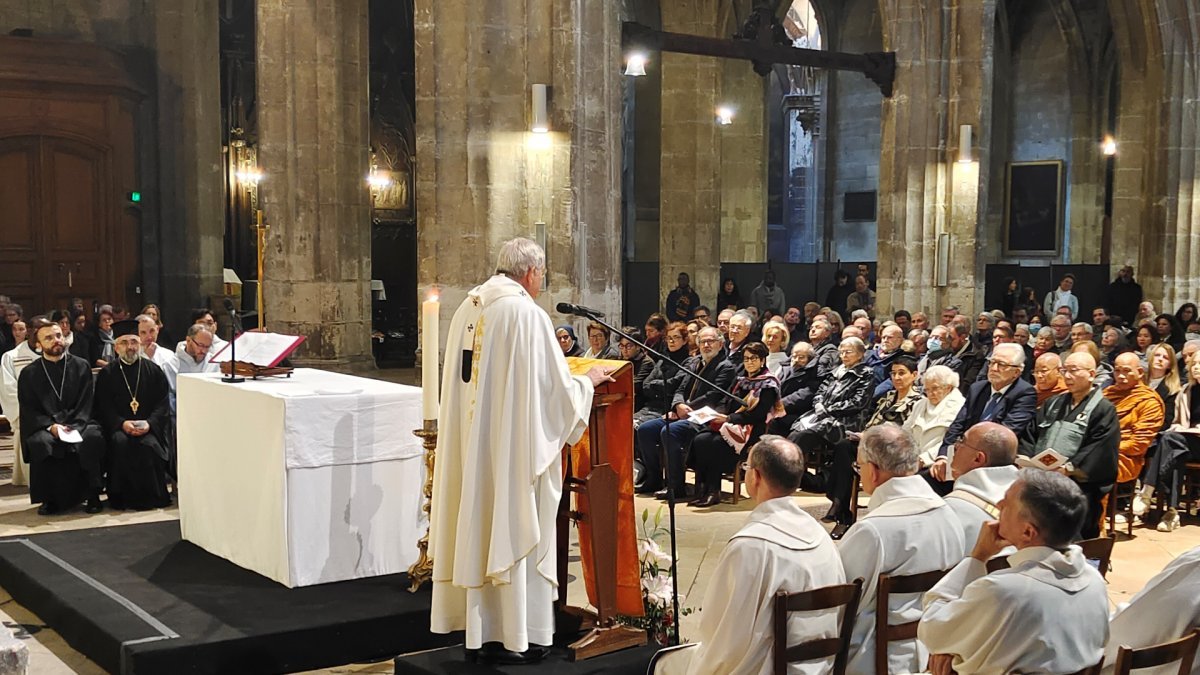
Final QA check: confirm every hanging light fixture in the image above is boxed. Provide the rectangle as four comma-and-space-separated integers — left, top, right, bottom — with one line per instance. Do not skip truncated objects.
624, 52, 647, 77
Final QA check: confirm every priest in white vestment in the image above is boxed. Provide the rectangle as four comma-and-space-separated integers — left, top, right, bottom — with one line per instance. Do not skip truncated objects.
919, 468, 1110, 675
1103, 545, 1200, 675
944, 421, 1020, 549
0, 333, 38, 486
653, 436, 846, 675
838, 423, 965, 675
429, 238, 612, 665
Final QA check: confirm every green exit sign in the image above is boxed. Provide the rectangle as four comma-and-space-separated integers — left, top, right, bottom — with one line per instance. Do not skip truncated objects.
128, 191, 142, 203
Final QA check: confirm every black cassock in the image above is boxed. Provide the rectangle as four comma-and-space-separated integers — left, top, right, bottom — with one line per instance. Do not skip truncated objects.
95, 358, 172, 510
17, 354, 106, 508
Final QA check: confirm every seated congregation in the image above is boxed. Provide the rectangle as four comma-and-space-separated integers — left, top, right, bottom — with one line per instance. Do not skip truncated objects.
0, 296, 222, 515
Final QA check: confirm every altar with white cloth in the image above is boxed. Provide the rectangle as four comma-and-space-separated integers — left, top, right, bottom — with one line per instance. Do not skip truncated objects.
176, 369, 425, 588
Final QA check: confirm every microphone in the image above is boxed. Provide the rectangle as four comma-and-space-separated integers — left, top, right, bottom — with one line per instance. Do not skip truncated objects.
556, 302, 605, 318
223, 297, 237, 315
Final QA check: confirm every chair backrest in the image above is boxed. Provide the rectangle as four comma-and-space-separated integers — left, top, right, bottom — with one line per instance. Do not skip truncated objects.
773, 578, 865, 675
1114, 629, 1200, 675
1077, 536, 1116, 579
986, 555, 1011, 573
874, 569, 950, 675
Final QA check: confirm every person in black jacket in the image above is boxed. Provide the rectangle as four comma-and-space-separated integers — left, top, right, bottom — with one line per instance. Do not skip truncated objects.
1104, 265, 1143, 329
688, 342, 780, 507
767, 342, 820, 436
634, 326, 736, 497
824, 269, 854, 322
617, 328, 649, 410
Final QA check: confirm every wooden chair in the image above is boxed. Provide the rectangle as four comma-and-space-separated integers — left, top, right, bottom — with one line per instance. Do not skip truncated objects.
726, 461, 745, 505
874, 569, 950, 675
1113, 629, 1200, 675
773, 578, 864, 675
1077, 537, 1116, 579
1106, 480, 1136, 538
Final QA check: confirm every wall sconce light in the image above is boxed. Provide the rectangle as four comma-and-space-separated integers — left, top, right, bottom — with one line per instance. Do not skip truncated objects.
624, 52, 647, 77
531, 84, 549, 133
236, 166, 264, 186
957, 124, 973, 163
367, 171, 393, 190
935, 233, 950, 287
716, 105, 734, 126
1102, 135, 1117, 156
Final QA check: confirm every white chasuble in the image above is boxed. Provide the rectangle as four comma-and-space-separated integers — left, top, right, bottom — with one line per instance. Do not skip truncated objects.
1103, 545, 1200, 675
429, 275, 594, 652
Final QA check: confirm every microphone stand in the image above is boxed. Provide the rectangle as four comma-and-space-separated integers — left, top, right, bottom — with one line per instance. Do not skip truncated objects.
223, 305, 245, 384
563, 308, 744, 647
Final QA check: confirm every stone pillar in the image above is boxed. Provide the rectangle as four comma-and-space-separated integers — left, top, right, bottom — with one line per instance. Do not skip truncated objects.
659, 0, 722, 309
877, 0, 997, 317
154, 0, 225, 329
414, 0, 624, 341
256, 0, 372, 365
719, 58, 767, 263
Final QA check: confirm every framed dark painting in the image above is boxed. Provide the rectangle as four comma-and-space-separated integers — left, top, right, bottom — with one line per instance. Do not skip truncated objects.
1004, 160, 1064, 256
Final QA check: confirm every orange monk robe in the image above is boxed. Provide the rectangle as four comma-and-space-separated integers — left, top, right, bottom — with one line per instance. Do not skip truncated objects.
1103, 382, 1165, 483
1036, 380, 1069, 407
566, 357, 644, 617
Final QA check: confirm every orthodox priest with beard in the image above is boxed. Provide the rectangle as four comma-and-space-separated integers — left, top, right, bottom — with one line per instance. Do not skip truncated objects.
429, 238, 614, 665
94, 320, 172, 510
18, 317, 107, 515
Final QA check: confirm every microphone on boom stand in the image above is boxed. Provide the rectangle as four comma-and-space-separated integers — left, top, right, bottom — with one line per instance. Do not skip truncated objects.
556, 302, 745, 647
222, 298, 245, 383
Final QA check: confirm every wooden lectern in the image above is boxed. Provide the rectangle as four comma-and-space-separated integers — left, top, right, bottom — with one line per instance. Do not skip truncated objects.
559, 358, 647, 660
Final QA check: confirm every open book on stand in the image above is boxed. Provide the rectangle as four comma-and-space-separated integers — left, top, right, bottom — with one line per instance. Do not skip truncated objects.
209, 331, 305, 378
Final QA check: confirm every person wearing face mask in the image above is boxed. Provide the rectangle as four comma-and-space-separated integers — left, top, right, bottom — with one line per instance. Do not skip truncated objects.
1141, 352, 1200, 532
94, 321, 174, 511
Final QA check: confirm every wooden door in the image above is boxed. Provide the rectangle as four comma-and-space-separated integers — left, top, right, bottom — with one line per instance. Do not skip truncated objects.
0, 136, 110, 316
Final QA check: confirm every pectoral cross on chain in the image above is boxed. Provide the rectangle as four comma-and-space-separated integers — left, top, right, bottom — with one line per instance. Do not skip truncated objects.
130, 398, 140, 414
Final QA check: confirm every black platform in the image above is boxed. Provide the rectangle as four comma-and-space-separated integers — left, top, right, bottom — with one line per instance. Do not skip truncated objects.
0, 520, 456, 674
394, 643, 659, 674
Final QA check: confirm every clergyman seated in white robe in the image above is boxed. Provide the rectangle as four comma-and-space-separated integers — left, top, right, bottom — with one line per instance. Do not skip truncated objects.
943, 421, 1020, 550
653, 436, 846, 675
919, 468, 1110, 675
428, 239, 612, 665
838, 423, 965, 675
1103, 544, 1200, 675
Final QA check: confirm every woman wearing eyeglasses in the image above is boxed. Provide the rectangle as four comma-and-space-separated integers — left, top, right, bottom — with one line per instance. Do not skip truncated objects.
632, 322, 691, 492
687, 342, 780, 508
555, 325, 584, 357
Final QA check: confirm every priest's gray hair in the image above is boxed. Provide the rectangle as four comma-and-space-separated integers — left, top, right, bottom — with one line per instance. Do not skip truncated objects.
1014, 468, 1087, 548
496, 237, 546, 278
859, 423, 919, 476
970, 422, 1018, 466
748, 435, 805, 492
186, 323, 212, 339
993, 342, 1025, 366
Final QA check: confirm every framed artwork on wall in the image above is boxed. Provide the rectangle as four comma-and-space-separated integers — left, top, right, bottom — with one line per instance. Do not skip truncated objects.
1004, 160, 1064, 256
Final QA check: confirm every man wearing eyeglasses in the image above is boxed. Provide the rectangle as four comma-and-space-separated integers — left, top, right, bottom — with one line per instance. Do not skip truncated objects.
926, 343, 1036, 496
1017, 352, 1119, 538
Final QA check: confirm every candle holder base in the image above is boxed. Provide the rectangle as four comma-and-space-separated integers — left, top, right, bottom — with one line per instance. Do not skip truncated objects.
408, 419, 438, 592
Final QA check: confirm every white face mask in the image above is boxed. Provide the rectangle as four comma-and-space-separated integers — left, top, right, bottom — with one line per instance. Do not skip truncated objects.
927, 337, 943, 352
1188, 332, 1200, 342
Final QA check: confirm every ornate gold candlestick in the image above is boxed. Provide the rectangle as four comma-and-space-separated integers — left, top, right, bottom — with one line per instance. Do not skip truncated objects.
407, 418, 437, 592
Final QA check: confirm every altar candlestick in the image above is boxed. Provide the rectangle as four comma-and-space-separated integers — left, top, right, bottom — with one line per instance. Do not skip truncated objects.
421, 292, 440, 420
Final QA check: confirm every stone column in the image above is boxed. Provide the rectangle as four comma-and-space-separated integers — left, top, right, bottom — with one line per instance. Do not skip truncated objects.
154, 0, 225, 329
658, 0, 722, 308
414, 0, 624, 341
719, 58, 767, 263
256, 0, 372, 365
877, 0, 997, 316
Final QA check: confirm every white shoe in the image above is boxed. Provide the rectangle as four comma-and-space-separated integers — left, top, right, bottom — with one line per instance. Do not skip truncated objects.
1157, 509, 1180, 532
1132, 495, 1148, 516
1114, 513, 1128, 525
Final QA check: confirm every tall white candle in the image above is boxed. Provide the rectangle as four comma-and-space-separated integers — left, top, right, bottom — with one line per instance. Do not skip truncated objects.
422, 291, 440, 420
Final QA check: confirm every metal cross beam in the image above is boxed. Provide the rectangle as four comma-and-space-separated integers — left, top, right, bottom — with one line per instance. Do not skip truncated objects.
621, 20, 896, 98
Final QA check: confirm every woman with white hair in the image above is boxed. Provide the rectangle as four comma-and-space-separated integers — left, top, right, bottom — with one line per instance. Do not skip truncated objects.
905, 365, 966, 467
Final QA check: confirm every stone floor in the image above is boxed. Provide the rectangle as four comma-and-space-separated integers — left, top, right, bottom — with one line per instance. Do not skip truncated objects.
1, 368, 1198, 673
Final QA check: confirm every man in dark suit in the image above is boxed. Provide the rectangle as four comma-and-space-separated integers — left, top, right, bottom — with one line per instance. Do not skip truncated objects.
635, 326, 737, 498
925, 343, 1037, 495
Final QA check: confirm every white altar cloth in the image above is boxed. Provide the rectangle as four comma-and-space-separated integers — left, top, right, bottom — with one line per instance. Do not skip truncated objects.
176, 369, 425, 587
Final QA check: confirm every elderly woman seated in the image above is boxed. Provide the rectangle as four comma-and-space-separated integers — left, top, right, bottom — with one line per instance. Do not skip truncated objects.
820, 355, 924, 537
786, 337, 874, 510
905, 365, 966, 468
